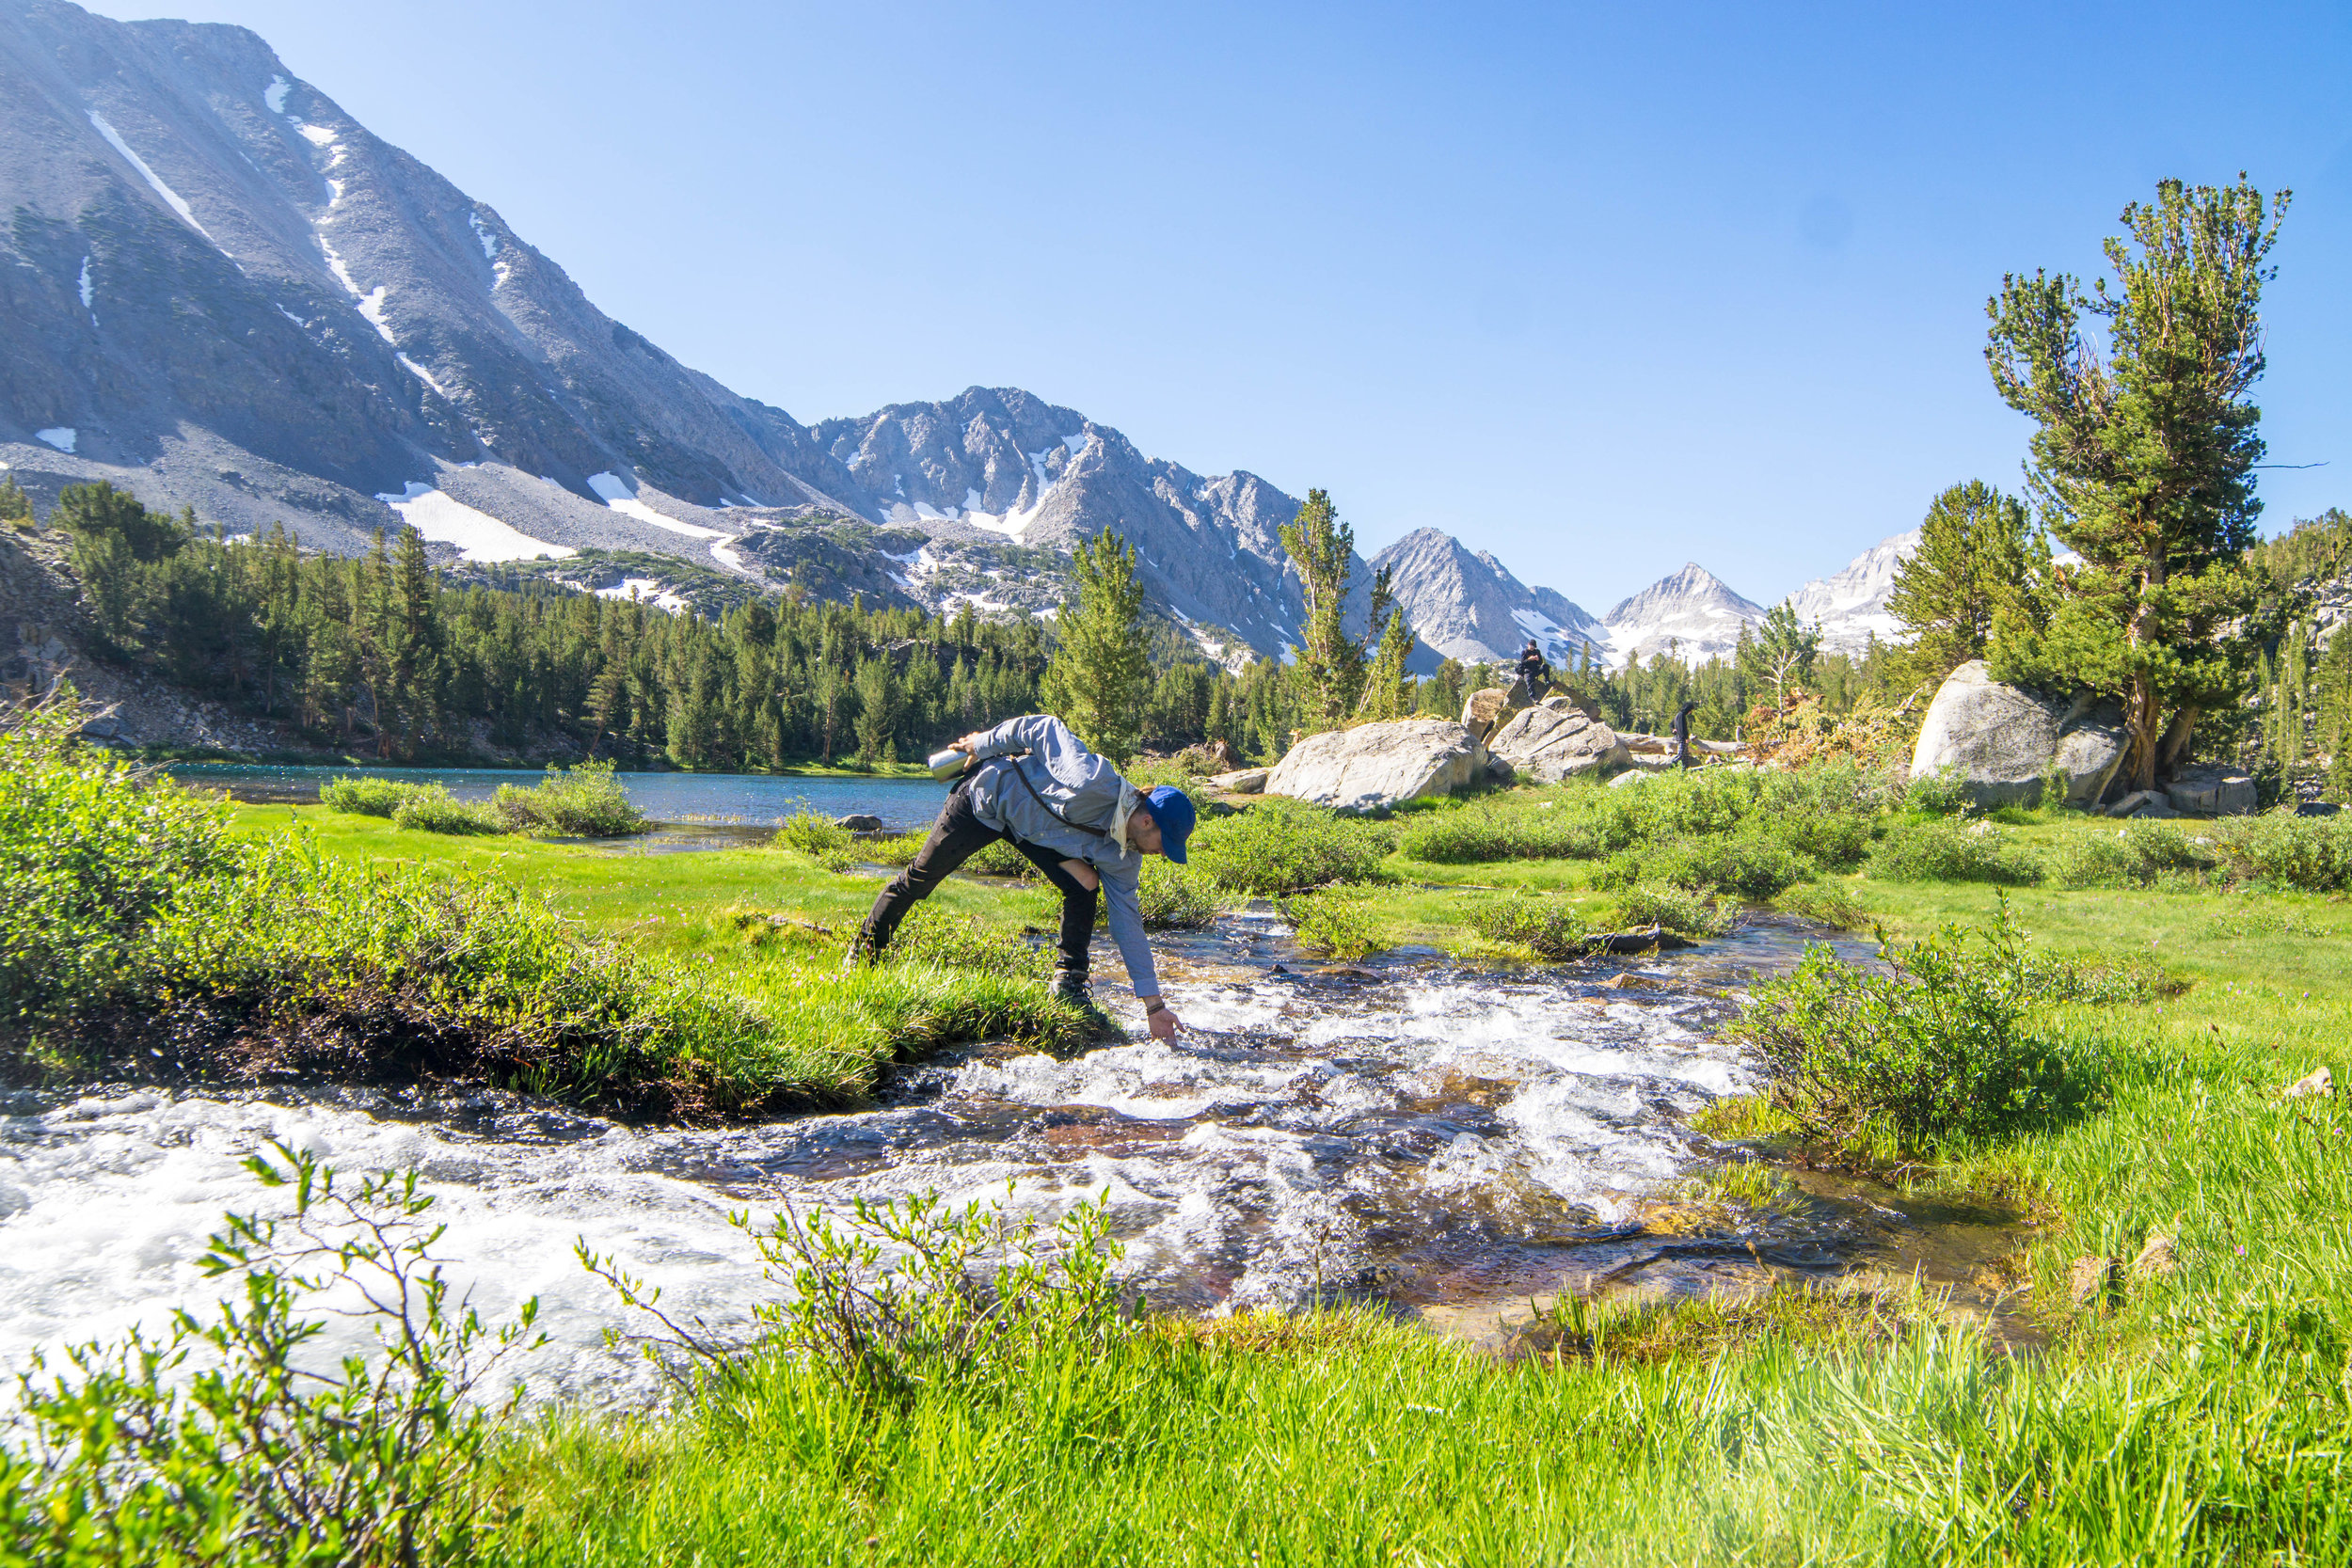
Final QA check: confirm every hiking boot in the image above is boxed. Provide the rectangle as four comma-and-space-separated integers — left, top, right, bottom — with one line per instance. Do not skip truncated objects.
1049, 967, 1119, 1036
841, 933, 879, 972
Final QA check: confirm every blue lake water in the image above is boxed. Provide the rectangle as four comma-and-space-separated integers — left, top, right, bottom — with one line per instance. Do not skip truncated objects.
171, 764, 953, 832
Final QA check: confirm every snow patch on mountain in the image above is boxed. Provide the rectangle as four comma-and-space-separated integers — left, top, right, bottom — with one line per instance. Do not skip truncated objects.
377, 483, 573, 562
397, 355, 451, 399
35, 429, 76, 454
586, 472, 727, 541
263, 75, 290, 114
593, 578, 689, 614
87, 111, 211, 241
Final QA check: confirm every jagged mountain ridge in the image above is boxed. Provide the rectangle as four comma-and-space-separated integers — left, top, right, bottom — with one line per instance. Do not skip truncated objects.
0, 1, 1415, 666
1367, 528, 1605, 669
805, 388, 1418, 668
0, 0, 1915, 679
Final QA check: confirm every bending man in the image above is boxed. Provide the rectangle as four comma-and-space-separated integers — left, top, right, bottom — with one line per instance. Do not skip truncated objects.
850, 714, 1198, 1042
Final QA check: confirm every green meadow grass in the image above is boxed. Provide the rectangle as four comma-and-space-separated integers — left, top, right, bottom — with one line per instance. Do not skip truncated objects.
213, 787, 2352, 1562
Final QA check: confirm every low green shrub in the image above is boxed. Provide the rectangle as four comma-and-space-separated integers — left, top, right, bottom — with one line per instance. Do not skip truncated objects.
1596, 825, 1818, 902
1766, 807, 1877, 870
1903, 766, 1972, 816
0, 697, 245, 1022
1730, 899, 2103, 1151
1190, 798, 1393, 895
862, 830, 928, 866
1611, 882, 1737, 938
1395, 797, 1630, 863
318, 773, 423, 816
958, 839, 1038, 879
493, 759, 648, 836
1467, 892, 1589, 958
1867, 820, 2042, 885
390, 785, 506, 835
2046, 821, 2213, 890
2, 1143, 535, 1567
776, 812, 853, 858
1773, 880, 1867, 930
1280, 890, 1380, 959
584, 1185, 1124, 1404
2211, 812, 2352, 891
1136, 859, 1221, 928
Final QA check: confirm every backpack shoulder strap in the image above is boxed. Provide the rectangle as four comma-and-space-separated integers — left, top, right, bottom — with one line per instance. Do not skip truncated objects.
993, 753, 1109, 839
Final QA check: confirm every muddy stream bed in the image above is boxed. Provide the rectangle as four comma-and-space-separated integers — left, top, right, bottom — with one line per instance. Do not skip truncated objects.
0, 911, 2026, 1407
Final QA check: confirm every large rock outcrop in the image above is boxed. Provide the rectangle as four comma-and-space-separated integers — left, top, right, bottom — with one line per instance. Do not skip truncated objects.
1263, 719, 1487, 811
1459, 686, 1523, 744
1487, 704, 1629, 783
2165, 766, 2257, 817
1909, 660, 2127, 807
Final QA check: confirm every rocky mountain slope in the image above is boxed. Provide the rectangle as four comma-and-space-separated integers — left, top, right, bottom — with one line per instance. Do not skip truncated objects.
1368, 528, 1605, 668
0, 1, 1419, 667
1, 0, 1916, 680
804, 387, 1418, 668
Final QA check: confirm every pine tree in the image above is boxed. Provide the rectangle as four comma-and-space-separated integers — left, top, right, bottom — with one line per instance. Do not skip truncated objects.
0, 474, 31, 524
1279, 489, 1369, 728
1039, 529, 1147, 764
1737, 603, 1820, 715
1357, 604, 1415, 721
1986, 176, 2288, 790
1885, 481, 2039, 685
852, 654, 904, 764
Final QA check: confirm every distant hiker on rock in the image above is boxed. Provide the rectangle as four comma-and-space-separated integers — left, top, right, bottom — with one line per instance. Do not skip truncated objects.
1515, 639, 1551, 701
850, 714, 1198, 1041
1671, 699, 1699, 768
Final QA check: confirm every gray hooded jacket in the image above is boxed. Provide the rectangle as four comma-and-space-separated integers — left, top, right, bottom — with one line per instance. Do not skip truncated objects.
963, 715, 1160, 997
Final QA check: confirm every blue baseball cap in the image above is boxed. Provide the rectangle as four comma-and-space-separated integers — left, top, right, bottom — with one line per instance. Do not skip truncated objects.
1145, 784, 1197, 863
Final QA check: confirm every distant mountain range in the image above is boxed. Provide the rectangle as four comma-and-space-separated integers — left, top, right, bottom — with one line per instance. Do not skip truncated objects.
0, 0, 1915, 675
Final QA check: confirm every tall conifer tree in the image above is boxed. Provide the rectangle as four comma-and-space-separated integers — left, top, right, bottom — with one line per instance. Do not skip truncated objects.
1040, 529, 1147, 764
1885, 481, 2041, 686
1985, 176, 2288, 790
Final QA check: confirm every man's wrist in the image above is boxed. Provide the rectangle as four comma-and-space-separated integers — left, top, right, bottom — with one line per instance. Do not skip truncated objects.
1142, 996, 1168, 1015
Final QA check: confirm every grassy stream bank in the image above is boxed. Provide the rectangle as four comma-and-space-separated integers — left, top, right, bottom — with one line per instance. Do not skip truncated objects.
8, 725, 2352, 1562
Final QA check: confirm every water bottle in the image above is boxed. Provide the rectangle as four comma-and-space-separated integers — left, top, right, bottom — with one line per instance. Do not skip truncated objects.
928, 747, 969, 781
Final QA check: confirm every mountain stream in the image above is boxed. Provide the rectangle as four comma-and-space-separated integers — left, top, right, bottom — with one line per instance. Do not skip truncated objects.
0, 912, 2022, 1407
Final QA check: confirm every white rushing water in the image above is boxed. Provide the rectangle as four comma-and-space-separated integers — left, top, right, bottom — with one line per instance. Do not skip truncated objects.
0, 915, 1871, 1407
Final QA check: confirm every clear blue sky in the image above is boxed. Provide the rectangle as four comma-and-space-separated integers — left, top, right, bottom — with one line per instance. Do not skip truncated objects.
90, 0, 2352, 610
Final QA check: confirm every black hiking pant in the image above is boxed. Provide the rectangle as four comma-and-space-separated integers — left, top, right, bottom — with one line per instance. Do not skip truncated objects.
855, 778, 1099, 975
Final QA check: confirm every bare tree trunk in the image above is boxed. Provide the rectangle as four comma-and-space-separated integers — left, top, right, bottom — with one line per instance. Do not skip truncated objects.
2157, 706, 2199, 779
2123, 675, 2162, 794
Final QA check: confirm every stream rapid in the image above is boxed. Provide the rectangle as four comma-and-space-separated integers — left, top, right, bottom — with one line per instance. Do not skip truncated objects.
0, 911, 2013, 1408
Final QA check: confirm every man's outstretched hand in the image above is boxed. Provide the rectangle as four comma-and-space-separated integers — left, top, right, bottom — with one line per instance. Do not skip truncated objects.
1145, 1002, 1181, 1042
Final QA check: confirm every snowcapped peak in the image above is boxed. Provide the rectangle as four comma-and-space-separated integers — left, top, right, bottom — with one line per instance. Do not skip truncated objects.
1785, 529, 1920, 653
1600, 562, 1765, 668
